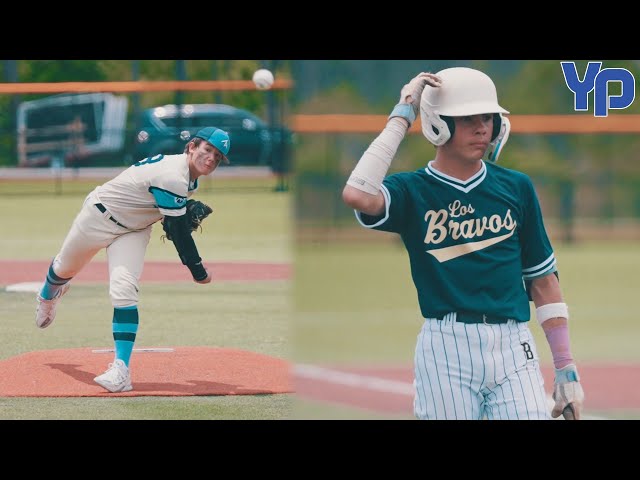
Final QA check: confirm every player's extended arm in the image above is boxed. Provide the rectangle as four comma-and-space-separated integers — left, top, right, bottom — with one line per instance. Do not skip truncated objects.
530, 273, 584, 420
162, 214, 211, 284
342, 72, 441, 216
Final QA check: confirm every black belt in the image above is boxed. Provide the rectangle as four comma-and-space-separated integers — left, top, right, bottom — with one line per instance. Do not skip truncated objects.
443, 312, 511, 324
95, 203, 128, 229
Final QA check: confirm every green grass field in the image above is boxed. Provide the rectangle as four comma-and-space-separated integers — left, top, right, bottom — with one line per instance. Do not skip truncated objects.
0, 177, 291, 263
293, 238, 640, 419
0, 177, 292, 420
3, 176, 639, 419
295, 240, 640, 364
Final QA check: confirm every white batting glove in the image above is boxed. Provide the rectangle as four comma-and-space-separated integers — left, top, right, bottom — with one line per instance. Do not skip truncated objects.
390, 72, 442, 127
552, 364, 585, 420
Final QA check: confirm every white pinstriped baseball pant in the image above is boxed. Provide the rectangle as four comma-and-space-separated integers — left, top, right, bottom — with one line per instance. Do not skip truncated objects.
413, 315, 550, 420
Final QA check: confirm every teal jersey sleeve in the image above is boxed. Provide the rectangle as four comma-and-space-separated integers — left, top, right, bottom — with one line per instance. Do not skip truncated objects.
356, 172, 412, 232
148, 186, 187, 211
519, 175, 557, 281
351, 162, 553, 321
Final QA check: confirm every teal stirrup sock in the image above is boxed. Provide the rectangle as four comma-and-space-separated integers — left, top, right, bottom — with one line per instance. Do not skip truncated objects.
112, 306, 139, 367
40, 262, 71, 300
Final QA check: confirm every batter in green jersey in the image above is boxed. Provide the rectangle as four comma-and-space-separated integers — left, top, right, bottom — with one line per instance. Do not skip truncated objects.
343, 67, 585, 420
358, 161, 556, 322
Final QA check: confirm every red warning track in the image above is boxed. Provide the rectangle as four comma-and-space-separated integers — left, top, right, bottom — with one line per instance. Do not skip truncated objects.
0, 259, 290, 284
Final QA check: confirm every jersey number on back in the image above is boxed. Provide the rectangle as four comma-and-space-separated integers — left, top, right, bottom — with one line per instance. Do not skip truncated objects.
133, 154, 165, 167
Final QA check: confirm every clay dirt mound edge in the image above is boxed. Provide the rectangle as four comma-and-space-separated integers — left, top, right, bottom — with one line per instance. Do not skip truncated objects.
0, 346, 293, 397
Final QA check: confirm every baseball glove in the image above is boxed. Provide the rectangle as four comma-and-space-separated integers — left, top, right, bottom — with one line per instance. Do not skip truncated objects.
184, 199, 213, 233
162, 199, 213, 241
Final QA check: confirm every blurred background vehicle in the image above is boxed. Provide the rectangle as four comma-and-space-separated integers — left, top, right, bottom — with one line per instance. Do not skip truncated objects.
132, 103, 293, 167
15, 94, 293, 173
17, 93, 128, 168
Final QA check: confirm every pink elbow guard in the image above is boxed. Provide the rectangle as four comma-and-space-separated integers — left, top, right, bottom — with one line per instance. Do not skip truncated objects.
544, 323, 574, 369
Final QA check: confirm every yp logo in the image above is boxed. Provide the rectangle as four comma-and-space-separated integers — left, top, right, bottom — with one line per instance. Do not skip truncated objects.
561, 61, 636, 117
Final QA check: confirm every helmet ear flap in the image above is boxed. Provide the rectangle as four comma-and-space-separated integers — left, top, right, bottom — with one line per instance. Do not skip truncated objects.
429, 116, 456, 144
421, 110, 452, 146
491, 113, 502, 141
484, 115, 511, 163
441, 116, 455, 139
427, 114, 503, 146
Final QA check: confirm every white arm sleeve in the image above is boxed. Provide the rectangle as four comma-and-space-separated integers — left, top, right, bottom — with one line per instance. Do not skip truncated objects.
346, 117, 409, 195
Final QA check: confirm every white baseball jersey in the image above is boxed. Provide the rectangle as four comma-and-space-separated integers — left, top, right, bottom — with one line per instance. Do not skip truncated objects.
94, 153, 197, 230
50, 153, 200, 309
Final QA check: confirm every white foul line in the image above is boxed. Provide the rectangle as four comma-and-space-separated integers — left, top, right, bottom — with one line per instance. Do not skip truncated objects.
91, 348, 175, 354
294, 364, 414, 396
294, 363, 607, 420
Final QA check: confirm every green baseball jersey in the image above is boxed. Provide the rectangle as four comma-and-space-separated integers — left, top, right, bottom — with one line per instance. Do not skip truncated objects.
356, 161, 556, 322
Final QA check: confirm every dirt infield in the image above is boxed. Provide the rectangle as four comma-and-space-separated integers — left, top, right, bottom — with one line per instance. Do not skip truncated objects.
0, 347, 291, 397
0, 259, 290, 285
293, 363, 640, 414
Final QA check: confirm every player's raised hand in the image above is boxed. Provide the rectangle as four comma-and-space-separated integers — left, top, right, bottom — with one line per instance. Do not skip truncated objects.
399, 72, 442, 114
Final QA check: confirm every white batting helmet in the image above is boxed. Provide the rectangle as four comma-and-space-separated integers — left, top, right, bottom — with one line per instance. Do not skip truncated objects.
420, 67, 509, 147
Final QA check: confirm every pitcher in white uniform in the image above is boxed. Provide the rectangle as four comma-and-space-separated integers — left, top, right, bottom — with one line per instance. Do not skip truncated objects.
35, 127, 230, 393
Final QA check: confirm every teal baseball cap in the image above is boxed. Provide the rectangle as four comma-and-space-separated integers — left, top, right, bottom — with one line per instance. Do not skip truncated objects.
194, 127, 230, 163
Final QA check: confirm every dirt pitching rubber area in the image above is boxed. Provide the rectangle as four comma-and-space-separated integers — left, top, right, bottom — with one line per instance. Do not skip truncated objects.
1, 259, 291, 398
0, 347, 292, 397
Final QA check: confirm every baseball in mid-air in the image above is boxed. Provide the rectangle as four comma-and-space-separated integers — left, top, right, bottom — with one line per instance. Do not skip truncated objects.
252, 69, 274, 90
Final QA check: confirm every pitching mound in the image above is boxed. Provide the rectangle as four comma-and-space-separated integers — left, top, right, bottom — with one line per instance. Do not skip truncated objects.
0, 347, 292, 397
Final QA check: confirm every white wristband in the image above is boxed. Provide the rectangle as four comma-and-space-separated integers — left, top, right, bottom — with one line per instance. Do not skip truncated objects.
388, 103, 416, 126
536, 302, 569, 326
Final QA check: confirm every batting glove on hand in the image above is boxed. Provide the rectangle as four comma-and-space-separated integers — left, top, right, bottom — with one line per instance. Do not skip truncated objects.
552, 363, 585, 420
390, 72, 442, 127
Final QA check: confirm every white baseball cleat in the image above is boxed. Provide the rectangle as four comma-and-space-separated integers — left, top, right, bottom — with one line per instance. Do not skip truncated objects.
35, 283, 71, 329
94, 359, 133, 393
